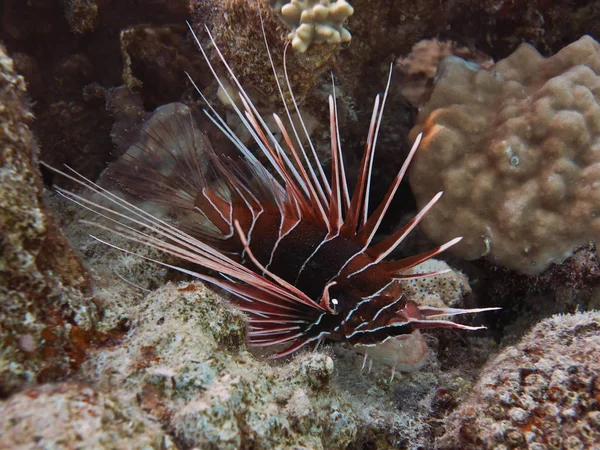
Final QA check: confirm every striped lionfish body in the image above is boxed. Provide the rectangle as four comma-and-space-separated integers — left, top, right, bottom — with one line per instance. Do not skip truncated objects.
47, 23, 496, 374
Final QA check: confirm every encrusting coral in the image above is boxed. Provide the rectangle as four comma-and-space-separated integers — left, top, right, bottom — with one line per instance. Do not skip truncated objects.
265, 0, 354, 53
437, 310, 600, 449
61, 0, 100, 35
409, 35, 600, 275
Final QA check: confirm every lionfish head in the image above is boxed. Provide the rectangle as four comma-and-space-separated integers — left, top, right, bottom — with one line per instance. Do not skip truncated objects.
309, 266, 496, 374
44, 19, 499, 376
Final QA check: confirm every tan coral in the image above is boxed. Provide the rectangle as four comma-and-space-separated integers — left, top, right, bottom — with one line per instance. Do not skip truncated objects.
265, 0, 354, 53
396, 39, 492, 107
409, 35, 600, 275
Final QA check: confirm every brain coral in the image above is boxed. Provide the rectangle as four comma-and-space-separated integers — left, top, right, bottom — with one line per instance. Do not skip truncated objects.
265, 0, 353, 53
409, 35, 600, 275
437, 310, 600, 449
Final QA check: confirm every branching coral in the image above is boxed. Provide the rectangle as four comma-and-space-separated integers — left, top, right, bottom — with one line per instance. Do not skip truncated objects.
265, 0, 354, 52
409, 35, 600, 275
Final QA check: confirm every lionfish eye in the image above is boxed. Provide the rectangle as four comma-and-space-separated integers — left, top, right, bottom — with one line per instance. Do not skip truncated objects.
329, 298, 339, 314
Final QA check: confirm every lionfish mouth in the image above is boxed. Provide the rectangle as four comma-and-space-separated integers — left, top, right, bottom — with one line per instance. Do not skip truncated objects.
43, 18, 499, 375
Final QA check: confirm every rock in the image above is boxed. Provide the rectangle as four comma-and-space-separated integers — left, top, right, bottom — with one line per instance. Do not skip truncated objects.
437, 311, 600, 449
0, 44, 99, 397
0, 382, 175, 449
81, 281, 359, 449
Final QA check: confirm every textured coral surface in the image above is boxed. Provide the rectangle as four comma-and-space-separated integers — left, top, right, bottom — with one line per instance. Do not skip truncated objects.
0, 44, 98, 397
83, 281, 358, 449
2, 1, 600, 449
437, 311, 600, 449
410, 36, 600, 275
0, 382, 174, 449
73, 264, 474, 449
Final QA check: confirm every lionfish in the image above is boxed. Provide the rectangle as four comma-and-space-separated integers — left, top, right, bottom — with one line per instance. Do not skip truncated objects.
45, 22, 496, 376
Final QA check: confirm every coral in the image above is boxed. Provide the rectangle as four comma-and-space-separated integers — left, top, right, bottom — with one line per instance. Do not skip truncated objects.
265, 0, 354, 53
189, 1, 347, 183
1, 0, 193, 184
72, 254, 475, 449
437, 311, 600, 449
0, 382, 175, 448
399, 259, 472, 310
82, 282, 359, 449
190, 0, 337, 107
0, 44, 99, 397
409, 35, 600, 275
396, 39, 492, 107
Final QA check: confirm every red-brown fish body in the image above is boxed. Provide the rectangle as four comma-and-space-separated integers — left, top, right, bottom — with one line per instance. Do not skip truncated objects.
46, 24, 498, 372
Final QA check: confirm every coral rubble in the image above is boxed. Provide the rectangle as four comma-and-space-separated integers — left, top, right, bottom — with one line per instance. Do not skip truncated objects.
410, 35, 600, 275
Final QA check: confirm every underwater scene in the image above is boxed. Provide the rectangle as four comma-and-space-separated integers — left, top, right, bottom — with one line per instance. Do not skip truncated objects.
1, 1, 600, 449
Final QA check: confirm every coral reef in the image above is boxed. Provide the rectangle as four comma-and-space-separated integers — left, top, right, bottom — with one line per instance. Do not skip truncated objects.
3, 0, 598, 216
0, 382, 175, 448
1, 0, 193, 184
0, 0, 598, 193
0, 44, 99, 397
53, 178, 476, 449
190, 0, 337, 107
74, 267, 480, 449
409, 35, 600, 275
4, 1, 600, 448
265, 0, 354, 53
82, 281, 360, 449
437, 311, 600, 449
